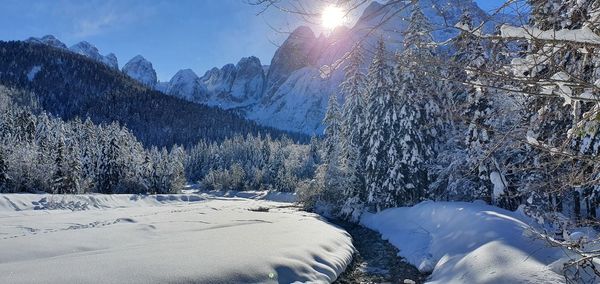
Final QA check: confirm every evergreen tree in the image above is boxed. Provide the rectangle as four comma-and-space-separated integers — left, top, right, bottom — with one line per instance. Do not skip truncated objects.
452, 11, 495, 203
315, 93, 346, 207
391, 54, 431, 206
169, 146, 186, 193
512, 0, 584, 214
339, 45, 368, 217
403, 3, 433, 53
64, 139, 82, 194
402, 1, 444, 157
453, 11, 486, 74
97, 130, 121, 194
323, 93, 342, 159
364, 39, 396, 211
0, 148, 9, 190
51, 135, 67, 194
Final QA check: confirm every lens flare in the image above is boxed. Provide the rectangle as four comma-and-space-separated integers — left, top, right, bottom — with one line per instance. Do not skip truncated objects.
321, 5, 345, 29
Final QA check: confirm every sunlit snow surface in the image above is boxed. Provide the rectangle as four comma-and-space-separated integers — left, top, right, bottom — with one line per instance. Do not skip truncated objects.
361, 201, 568, 283
0, 193, 353, 283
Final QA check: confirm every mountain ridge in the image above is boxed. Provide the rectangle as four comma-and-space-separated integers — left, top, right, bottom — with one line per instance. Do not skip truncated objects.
22, 0, 521, 135
0, 41, 307, 147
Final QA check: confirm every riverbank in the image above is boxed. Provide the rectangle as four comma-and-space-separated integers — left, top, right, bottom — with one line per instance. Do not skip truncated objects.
332, 219, 427, 283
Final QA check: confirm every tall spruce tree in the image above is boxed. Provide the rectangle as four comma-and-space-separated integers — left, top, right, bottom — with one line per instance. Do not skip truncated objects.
403, 3, 433, 53
51, 135, 67, 194
453, 11, 495, 203
64, 139, 82, 194
0, 148, 9, 190
403, 2, 444, 156
323, 93, 342, 159
391, 53, 429, 206
340, 44, 368, 207
364, 39, 396, 211
97, 129, 121, 194
169, 146, 186, 193
318, 93, 345, 206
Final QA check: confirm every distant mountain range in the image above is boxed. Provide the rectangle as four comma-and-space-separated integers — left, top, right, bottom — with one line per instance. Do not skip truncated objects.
22, 0, 521, 135
0, 41, 305, 148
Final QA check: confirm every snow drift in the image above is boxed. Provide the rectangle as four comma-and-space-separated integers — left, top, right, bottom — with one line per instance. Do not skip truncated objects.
361, 201, 568, 283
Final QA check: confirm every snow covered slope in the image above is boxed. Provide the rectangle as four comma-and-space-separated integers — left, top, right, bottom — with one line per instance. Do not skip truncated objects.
0, 193, 353, 283
361, 201, 568, 283
122, 55, 158, 88
160, 0, 515, 134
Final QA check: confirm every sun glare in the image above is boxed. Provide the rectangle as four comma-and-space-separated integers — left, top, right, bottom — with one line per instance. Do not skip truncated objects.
321, 5, 345, 29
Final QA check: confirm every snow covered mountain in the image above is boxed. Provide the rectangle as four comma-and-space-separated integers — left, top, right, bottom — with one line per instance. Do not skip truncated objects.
25, 35, 68, 50
21, 1, 517, 135
25, 36, 119, 69
165, 69, 206, 102
70, 41, 119, 69
164, 56, 265, 109
122, 55, 158, 88
159, 0, 514, 135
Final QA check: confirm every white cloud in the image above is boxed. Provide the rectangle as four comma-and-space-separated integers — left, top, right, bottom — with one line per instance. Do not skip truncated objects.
51, 0, 158, 38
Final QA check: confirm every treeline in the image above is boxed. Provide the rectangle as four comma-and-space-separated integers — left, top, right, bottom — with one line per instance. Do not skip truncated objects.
186, 135, 319, 192
0, 85, 317, 195
0, 86, 185, 194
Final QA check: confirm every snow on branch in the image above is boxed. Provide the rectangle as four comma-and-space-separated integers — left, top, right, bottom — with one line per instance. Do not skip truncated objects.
500, 25, 600, 46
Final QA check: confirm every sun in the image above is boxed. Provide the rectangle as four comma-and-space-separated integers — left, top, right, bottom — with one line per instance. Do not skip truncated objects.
321, 5, 345, 29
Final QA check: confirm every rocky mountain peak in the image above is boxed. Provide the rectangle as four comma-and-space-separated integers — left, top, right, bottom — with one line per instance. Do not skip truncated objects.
122, 55, 157, 88
25, 35, 68, 49
70, 41, 119, 69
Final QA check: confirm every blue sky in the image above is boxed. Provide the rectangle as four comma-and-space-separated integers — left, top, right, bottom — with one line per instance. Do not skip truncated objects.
0, 0, 506, 81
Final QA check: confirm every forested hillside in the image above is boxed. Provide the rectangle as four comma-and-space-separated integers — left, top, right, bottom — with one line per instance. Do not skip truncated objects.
0, 41, 306, 147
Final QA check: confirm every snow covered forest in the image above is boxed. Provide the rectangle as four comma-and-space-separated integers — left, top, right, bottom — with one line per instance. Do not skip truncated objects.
252, 0, 600, 281
3, 0, 600, 283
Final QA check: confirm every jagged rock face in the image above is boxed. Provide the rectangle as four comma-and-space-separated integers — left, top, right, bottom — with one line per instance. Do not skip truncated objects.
200, 64, 236, 94
230, 56, 265, 101
122, 55, 158, 88
159, 0, 517, 134
25, 35, 67, 49
163, 56, 265, 108
104, 53, 119, 70
166, 69, 207, 102
70, 41, 119, 69
264, 26, 317, 100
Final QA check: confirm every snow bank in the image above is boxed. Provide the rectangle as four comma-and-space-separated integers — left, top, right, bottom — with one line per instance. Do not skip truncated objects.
0, 193, 206, 213
0, 194, 352, 283
196, 190, 297, 203
0, 190, 296, 214
361, 201, 567, 283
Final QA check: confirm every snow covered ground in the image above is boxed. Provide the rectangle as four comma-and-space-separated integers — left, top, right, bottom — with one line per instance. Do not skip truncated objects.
361, 201, 571, 283
0, 193, 353, 283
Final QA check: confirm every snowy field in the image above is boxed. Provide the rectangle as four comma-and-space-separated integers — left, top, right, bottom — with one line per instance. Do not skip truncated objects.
361, 201, 575, 283
0, 193, 353, 283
